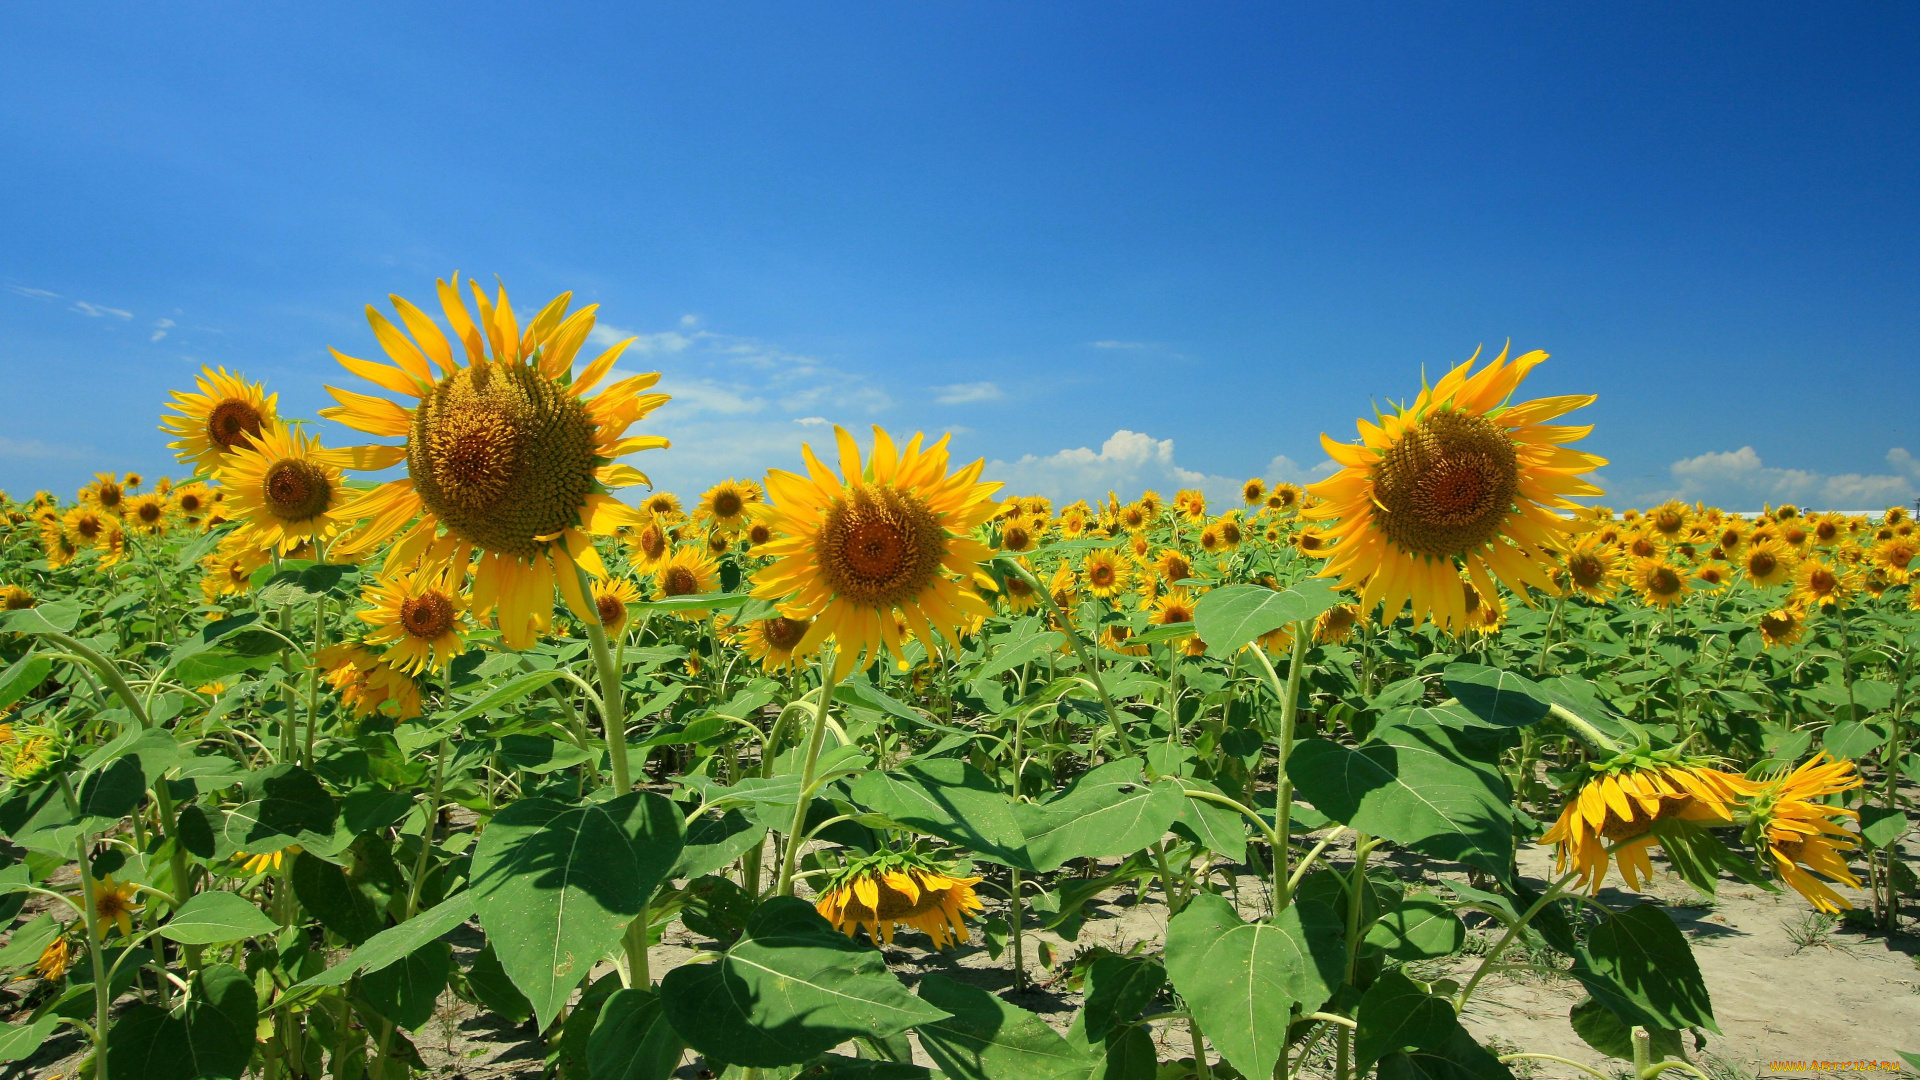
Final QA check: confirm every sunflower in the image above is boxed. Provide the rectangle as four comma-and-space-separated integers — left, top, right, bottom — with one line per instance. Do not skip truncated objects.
1082, 549, 1131, 598
1743, 754, 1862, 913
234, 846, 301, 875
1757, 608, 1806, 650
1622, 529, 1661, 560
358, 565, 474, 674
161, 366, 279, 475
98, 521, 129, 568
1458, 581, 1505, 635
1152, 549, 1195, 586
1647, 500, 1688, 539
1149, 586, 1198, 628
0, 585, 32, 610
643, 491, 682, 519
79, 473, 126, 514
736, 615, 818, 672
1314, 603, 1361, 644
1692, 561, 1734, 592
1293, 529, 1329, 558
998, 519, 1040, 553
61, 507, 114, 548
626, 515, 673, 572
1790, 557, 1854, 610
1117, 502, 1150, 532
172, 481, 215, 522
1000, 558, 1041, 614
1265, 483, 1302, 513
1740, 537, 1796, 587
746, 520, 775, 548
1046, 563, 1079, 618
1305, 346, 1603, 633
1809, 512, 1845, 548
200, 540, 270, 602
592, 576, 643, 635
34, 936, 72, 981
815, 853, 984, 948
705, 529, 733, 556
218, 422, 354, 555
1241, 478, 1266, 506
123, 492, 171, 535
654, 545, 720, 617
1869, 535, 1917, 584
321, 276, 670, 650
1, 723, 66, 783
1057, 512, 1088, 540
1098, 622, 1149, 657
749, 426, 1000, 679
696, 478, 763, 533
1779, 520, 1812, 551
1540, 759, 1754, 894
1628, 556, 1688, 608
40, 525, 79, 570
315, 643, 423, 721
88, 876, 142, 937
1559, 535, 1620, 603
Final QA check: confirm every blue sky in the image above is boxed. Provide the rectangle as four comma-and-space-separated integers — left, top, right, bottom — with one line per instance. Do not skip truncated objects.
4, 4, 1917, 511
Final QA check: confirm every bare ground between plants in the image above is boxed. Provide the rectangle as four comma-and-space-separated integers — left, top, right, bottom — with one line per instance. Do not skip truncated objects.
8, 833, 1917, 1080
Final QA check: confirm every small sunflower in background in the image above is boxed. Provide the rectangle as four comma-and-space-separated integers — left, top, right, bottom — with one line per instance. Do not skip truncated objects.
626, 515, 673, 572
1692, 561, 1734, 592
1292, 529, 1329, 559
1314, 603, 1361, 645
732, 615, 816, 672
591, 576, 643, 635
358, 565, 475, 674
643, 491, 682, 519
1148, 586, 1198, 630
1540, 753, 1754, 894
1869, 535, 1916, 584
1742, 754, 1862, 913
1627, 556, 1688, 608
173, 481, 215, 523
41, 525, 80, 570
1790, 556, 1854, 611
321, 275, 670, 650
316, 643, 423, 722
1265, 483, 1302, 514
997, 519, 1040, 553
1241, 477, 1266, 506
1757, 608, 1807, 649
815, 851, 984, 949
696, 478, 762, 533
999, 559, 1041, 615
161, 366, 279, 475
1740, 536, 1796, 588
1117, 502, 1150, 532
654, 545, 720, 617
1081, 549, 1130, 598
1558, 535, 1619, 602
749, 425, 1000, 680
61, 506, 114, 549
1172, 489, 1206, 522
1304, 344, 1604, 634
1646, 499, 1688, 540
1459, 581, 1504, 636
123, 492, 171, 535
79, 472, 127, 514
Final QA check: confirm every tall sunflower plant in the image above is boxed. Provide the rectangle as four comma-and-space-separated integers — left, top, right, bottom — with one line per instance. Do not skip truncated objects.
1, 320, 1912, 1080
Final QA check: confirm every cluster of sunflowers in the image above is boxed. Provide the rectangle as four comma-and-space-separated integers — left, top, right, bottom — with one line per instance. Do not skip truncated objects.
2, 470, 223, 575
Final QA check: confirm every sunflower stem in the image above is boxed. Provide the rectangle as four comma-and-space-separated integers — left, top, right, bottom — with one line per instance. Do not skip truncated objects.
1005, 559, 1130, 756
579, 565, 633, 792
62, 776, 112, 1080
1548, 700, 1627, 756
1455, 868, 1579, 1011
778, 650, 841, 897
1249, 626, 1308, 906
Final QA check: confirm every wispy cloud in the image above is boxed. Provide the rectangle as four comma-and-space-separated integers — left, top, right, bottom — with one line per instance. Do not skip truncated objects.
71, 301, 132, 319
988, 429, 1239, 503
151, 317, 174, 342
0, 436, 92, 460
1088, 340, 1151, 350
3, 284, 60, 301
933, 381, 1003, 405
1263, 454, 1340, 486
1628, 446, 1920, 510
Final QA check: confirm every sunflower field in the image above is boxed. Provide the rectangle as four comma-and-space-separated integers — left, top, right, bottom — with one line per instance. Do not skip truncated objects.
0, 277, 1915, 1080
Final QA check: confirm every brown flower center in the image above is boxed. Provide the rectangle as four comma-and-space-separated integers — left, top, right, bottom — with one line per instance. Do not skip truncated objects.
596, 593, 626, 627
661, 566, 699, 597
1748, 550, 1777, 578
400, 592, 455, 639
1371, 409, 1518, 557
1808, 567, 1837, 595
137, 502, 163, 524
1646, 565, 1682, 597
263, 459, 333, 522
1568, 552, 1606, 588
207, 399, 265, 449
817, 483, 945, 608
762, 616, 809, 651
635, 524, 668, 561
1002, 524, 1032, 551
711, 490, 744, 519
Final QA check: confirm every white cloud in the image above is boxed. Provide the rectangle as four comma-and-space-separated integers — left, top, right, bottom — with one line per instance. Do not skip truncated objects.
589, 322, 699, 354
933, 381, 1003, 405
1642, 446, 1920, 511
794, 416, 830, 426
988, 429, 1246, 503
151, 317, 174, 342
1264, 454, 1340, 486
0, 436, 90, 460
3, 284, 59, 301
1088, 340, 1150, 349
71, 301, 132, 319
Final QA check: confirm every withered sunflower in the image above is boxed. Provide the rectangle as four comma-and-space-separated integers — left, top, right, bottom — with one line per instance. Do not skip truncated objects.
750, 425, 1000, 679
322, 275, 669, 649
1305, 345, 1604, 633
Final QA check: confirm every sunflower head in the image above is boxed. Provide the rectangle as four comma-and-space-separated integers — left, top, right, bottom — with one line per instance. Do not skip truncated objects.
1790, 557, 1854, 610
80, 473, 126, 513
1082, 549, 1131, 598
1241, 477, 1266, 506
161, 366, 279, 475
0, 722, 69, 784
34, 936, 72, 981
1628, 556, 1688, 609
998, 520, 1038, 553
1174, 489, 1207, 522
697, 478, 763, 532
736, 615, 817, 671
653, 545, 721, 618
358, 564, 474, 674
1741, 754, 1862, 913
1314, 602, 1361, 644
89, 876, 142, 937
1266, 483, 1302, 513
1305, 345, 1604, 632
815, 851, 984, 949
1560, 536, 1619, 602
1540, 752, 1754, 894
1648, 500, 1688, 538
1870, 535, 1917, 584
316, 642, 423, 722
1757, 607, 1806, 649
220, 422, 348, 554
0, 585, 33, 611
750, 426, 1000, 678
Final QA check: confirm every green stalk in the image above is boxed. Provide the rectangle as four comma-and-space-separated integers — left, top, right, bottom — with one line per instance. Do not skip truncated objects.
1335, 834, 1374, 1080
1249, 626, 1308, 905
578, 565, 632, 792
1008, 868, 1027, 993
62, 776, 111, 1080
777, 650, 842, 896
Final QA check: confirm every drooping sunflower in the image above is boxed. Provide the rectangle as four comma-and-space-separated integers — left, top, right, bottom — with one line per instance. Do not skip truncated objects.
1082, 548, 1131, 598
122, 492, 171, 535
34, 936, 72, 981
1305, 345, 1604, 633
219, 422, 356, 555
653, 545, 720, 617
200, 539, 271, 603
591, 576, 643, 635
1627, 556, 1688, 609
358, 565, 475, 674
735, 615, 818, 671
0, 585, 33, 611
315, 643, 423, 721
749, 425, 1000, 679
815, 852, 985, 948
161, 366, 279, 475
1740, 537, 1796, 588
1790, 557, 1854, 611
1292, 529, 1329, 559
1314, 603, 1361, 644
696, 478, 763, 533
41, 525, 80, 570
1458, 581, 1505, 636
1757, 608, 1806, 649
320, 276, 669, 650
1540, 757, 1755, 894
1559, 535, 1620, 603
235, 846, 301, 875
1743, 754, 1862, 913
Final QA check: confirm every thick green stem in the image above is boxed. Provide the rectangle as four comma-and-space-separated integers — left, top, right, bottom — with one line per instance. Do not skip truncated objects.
580, 567, 633, 793
1250, 626, 1308, 906
1009, 868, 1026, 993
1549, 701, 1626, 756
777, 651, 841, 896
1188, 1015, 1211, 1079
62, 777, 112, 1080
